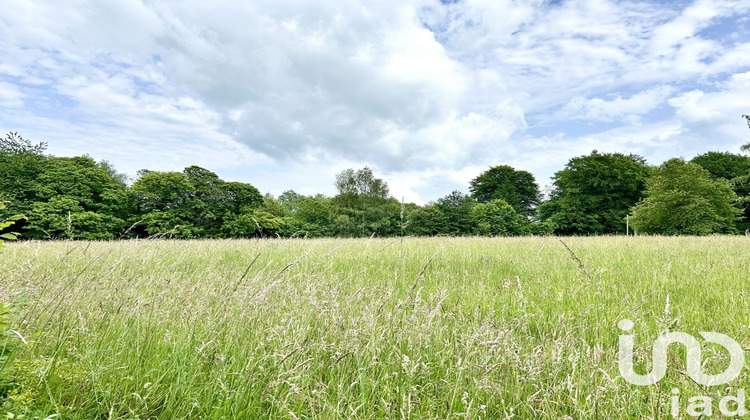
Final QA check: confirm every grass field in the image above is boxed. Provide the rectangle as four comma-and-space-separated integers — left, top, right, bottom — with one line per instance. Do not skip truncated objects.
2, 236, 750, 419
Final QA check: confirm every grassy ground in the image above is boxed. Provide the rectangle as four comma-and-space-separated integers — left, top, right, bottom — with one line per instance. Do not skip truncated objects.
1, 236, 750, 419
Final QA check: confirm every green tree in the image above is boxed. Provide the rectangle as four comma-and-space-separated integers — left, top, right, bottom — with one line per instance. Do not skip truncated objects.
690, 152, 750, 180
332, 167, 397, 237
405, 204, 445, 236
221, 182, 264, 214
469, 165, 541, 218
435, 191, 475, 235
21, 156, 129, 239
1, 134, 133, 239
471, 199, 525, 236
0, 132, 47, 155
630, 158, 741, 235
0, 203, 25, 249
539, 151, 650, 235
130, 170, 195, 237
0, 133, 49, 217
282, 193, 334, 237
691, 151, 750, 229
131, 166, 262, 238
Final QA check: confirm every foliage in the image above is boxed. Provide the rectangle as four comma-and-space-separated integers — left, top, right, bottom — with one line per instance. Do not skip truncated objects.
690, 151, 750, 180
332, 167, 399, 237
406, 204, 445, 236
7, 130, 750, 239
130, 167, 263, 238
435, 191, 475, 235
0, 302, 19, 399
630, 158, 742, 235
0, 132, 47, 156
0, 140, 129, 239
469, 165, 541, 218
539, 150, 650, 235
691, 151, 750, 228
0, 204, 25, 247
470, 199, 525, 236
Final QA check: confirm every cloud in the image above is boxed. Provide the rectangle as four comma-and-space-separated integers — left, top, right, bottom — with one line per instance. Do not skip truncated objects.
1, 0, 750, 202
668, 71, 750, 152
557, 86, 675, 123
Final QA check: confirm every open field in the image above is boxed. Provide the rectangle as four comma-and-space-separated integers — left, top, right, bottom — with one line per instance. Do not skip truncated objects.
2, 237, 750, 419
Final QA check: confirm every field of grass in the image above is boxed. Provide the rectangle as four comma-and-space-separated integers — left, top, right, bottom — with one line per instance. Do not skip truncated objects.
2, 236, 750, 419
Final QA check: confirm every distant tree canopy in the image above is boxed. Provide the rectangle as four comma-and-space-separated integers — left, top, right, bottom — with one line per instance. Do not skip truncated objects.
130, 166, 263, 238
691, 151, 750, 229
690, 151, 750, 181
539, 151, 650, 235
331, 167, 400, 237
3, 131, 750, 238
469, 165, 541, 219
471, 199, 525, 236
0, 135, 130, 239
631, 159, 741, 235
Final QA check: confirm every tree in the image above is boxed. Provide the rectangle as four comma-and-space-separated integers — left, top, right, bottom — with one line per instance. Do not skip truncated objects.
471, 199, 525, 236
284, 194, 334, 237
0, 132, 47, 155
743, 115, 750, 154
98, 160, 129, 187
11, 156, 130, 239
0, 133, 49, 217
435, 191, 475, 235
405, 204, 445, 236
630, 158, 741, 235
335, 167, 389, 201
538, 150, 650, 235
469, 165, 541, 218
332, 167, 396, 236
691, 151, 750, 229
0, 203, 25, 248
221, 182, 263, 213
131, 167, 262, 238
690, 152, 750, 181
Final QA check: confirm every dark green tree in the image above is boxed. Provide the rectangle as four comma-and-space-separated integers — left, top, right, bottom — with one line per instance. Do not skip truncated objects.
0, 202, 25, 247
469, 165, 541, 218
630, 159, 741, 235
435, 191, 475, 235
131, 167, 262, 238
691, 151, 750, 229
405, 204, 445, 236
539, 151, 650, 235
690, 152, 750, 181
0, 133, 49, 217
19, 156, 129, 239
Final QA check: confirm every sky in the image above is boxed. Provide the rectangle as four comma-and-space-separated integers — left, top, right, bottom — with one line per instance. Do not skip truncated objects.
1, 0, 750, 204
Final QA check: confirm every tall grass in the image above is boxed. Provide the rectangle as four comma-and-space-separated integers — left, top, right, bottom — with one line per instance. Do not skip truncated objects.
1, 236, 750, 418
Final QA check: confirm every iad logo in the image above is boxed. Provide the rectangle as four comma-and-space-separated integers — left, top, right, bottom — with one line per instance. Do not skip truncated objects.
618, 319, 747, 417
618, 319, 744, 386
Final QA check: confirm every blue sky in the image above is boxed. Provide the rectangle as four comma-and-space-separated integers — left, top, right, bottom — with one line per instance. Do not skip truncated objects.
1, 0, 749, 203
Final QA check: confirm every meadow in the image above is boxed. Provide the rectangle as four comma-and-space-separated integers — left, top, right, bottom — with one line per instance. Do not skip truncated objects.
1, 236, 750, 419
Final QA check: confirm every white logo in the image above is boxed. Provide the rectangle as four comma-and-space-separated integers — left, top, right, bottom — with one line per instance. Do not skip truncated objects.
618, 319, 744, 387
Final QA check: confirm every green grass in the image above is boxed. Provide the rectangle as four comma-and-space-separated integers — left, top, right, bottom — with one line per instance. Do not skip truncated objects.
1, 236, 750, 418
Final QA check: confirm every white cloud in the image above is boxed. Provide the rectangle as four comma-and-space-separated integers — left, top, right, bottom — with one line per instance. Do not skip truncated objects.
1, 0, 750, 201
668, 71, 750, 152
558, 86, 675, 123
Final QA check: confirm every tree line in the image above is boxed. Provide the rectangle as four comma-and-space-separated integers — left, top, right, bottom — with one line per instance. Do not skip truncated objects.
1, 131, 750, 239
